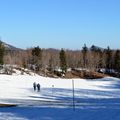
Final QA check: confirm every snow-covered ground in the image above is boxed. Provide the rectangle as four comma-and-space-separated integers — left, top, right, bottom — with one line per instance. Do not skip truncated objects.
0, 75, 119, 104
0, 73, 120, 120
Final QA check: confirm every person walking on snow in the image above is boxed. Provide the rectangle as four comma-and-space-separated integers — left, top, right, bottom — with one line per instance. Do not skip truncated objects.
33, 82, 37, 91
37, 83, 40, 92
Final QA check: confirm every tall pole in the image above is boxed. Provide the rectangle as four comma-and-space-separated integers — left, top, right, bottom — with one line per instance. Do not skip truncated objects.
72, 79, 75, 111
52, 85, 54, 97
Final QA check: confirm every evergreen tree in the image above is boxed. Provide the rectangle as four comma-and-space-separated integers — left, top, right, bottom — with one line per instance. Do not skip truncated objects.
32, 46, 42, 57
91, 45, 104, 69
59, 49, 67, 72
98, 49, 104, 68
82, 44, 88, 68
105, 46, 112, 69
114, 50, 120, 72
0, 41, 4, 65
32, 46, 42, 71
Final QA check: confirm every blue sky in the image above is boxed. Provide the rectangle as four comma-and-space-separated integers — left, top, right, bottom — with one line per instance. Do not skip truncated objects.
0, 0, 120, 49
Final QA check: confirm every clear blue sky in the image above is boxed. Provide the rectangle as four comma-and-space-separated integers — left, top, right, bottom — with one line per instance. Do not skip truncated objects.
0, 0, 120, 49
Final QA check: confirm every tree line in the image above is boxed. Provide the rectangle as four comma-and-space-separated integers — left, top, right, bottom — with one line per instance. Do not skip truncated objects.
0, 41, 120, 75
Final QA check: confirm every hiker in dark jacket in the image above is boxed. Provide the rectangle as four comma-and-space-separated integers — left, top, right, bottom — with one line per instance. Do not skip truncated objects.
37, 83, 40, 92
33, 82, 37, 91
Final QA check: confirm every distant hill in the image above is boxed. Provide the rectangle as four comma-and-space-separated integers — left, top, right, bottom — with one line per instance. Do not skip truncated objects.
1, 41, 23, 51
90, 45, 105, 51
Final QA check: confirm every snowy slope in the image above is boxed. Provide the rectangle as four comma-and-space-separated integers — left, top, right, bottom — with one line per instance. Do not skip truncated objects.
0, 74, 120, 120
0, 74, 120, 105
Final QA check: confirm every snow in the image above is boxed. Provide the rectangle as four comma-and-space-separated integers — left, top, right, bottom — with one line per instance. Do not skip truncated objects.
0, 112, 27, 120
0, 73, 120, 120
0, 74, 119, 104
1, 105, 120, 120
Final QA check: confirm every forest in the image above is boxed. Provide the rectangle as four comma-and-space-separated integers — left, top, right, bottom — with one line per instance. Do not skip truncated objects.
0, 41, 120, 78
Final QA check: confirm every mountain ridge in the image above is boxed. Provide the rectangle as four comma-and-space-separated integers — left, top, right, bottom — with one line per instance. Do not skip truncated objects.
1, 41, 23, 51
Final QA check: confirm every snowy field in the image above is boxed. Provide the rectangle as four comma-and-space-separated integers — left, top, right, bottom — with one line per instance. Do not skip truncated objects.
0, 74, 120, 120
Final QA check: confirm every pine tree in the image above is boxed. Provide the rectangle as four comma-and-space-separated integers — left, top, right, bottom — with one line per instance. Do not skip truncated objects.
90, 45, 104, 69
32, 46, 42, 57
82, 44, 88, 68
98, 49, 104, 68
59, 49, 67, 72
32, 46, 42, 71
0, 41, 4, 65
105, 46, 113, 69
114, 50, 120, 72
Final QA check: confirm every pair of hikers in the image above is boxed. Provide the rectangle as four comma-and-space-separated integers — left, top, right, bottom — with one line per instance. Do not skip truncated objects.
33, 82, 40, 92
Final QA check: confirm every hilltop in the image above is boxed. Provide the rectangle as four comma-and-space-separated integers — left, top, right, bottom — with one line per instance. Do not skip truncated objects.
1, 41, 23, 51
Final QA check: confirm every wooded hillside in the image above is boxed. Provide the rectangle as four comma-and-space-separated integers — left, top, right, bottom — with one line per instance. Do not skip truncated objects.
1, 42, 120, 78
